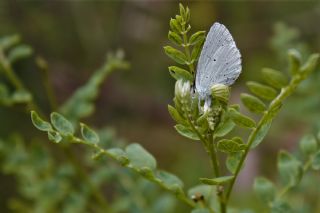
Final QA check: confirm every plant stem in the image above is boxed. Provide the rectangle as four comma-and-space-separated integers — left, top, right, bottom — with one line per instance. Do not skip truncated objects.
225, 72, 315, 202
37, 57, 58, 110
0, 48, 44, 116
70, 136, 197, 208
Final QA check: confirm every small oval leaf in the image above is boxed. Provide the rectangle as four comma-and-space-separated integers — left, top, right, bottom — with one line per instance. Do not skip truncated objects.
217, 139, 246, 153
241, 93, 266, 113
125, 143, 157, 170
168, 66, 193, 81
254, 177, 276, 203
80, 123, 99, 144
164, 46, 188, 64
31, 111, 52, 132
174, 124, 200, 140
246, 81, 278, 101
261, 68, 288, 89
189, 31, 205, 45
228, 108, 256, 129
168, 31, 183, 46
50, 112, 74, 135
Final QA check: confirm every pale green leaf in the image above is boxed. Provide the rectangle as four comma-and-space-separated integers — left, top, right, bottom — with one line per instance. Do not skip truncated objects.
8, 45, 33, 63
299, 134, 317, 156
50, 112, 74, 136
241, 93, 266, 113
228, 108, 256, 128
217, 139, 246, 153
157, 170, 184, 190
168, 31, 183, 45
189, 31, 205, 45
48, 131, 62, 143
107, 148, 129, 165
80, 123, 99, 144
262, 68, 288, 89
168, 105, 188, 125
251, 121, 272, 148
253, 177, 276, 203
164, 46, 188, 64
125, 143, 157, 170
174, 124, 200, 140
246, 81, 278, 101
226, 152, 243, 174
168, 66, 193, 81
278, 150, 303, 186
31, 111, 52, 132
215, 118, 235, 137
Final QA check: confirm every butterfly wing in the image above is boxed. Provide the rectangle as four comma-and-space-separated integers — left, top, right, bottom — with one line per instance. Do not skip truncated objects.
195, 22, 241, 98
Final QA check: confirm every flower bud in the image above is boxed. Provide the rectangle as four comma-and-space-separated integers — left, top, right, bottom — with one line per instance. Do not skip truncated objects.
211, 84, 230, 103
175, 80, 191, 100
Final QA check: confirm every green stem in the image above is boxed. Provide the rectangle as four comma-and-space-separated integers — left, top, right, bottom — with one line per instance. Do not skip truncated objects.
225, 72, 314, 202
70, 137, 196, 208
37, 57, 58, 110
0, 48, 44, 116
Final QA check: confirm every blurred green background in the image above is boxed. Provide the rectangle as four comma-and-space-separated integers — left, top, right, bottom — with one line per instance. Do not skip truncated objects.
1, 0, 320, 212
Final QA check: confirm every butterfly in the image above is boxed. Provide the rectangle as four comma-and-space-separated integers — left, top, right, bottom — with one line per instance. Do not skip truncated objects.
195, 22, 242, 108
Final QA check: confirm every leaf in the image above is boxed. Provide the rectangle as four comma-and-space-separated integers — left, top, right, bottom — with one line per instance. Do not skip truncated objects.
228, 108, 256, 128
199, 176, 234, 185
168, 66, 193, 81
156, 170, 184, 190
278, 151, 303, 186
261, 68, 288, 89
8, 45, 33, 63
107, 148, 129, 165
251, 120, 272, 148
31, 111, 52, 132
80, 123, 99, 144
226, 152, 243, 174
288, 49, 301, 75
125, 143, 157, 170
300, 53, 320, 76
11, 90, 32, 103
164, 46, 188, 64
168, 31, 183, 45
253, 177, 276, 203
189, 31, 205, 45
169, 18, 181, 33
246, 81, 278, 101
312, 150, 320, 170
48, 131, 62, 143
271, 200, 292, 213
0, 34, 20, 50
215, 118, 235, 137
299, 134, 317, 156
241, 93, 266, 113
50, 112, 74, 136
168, 105, 188, 125
191, 38, 204, 61
217, 139, 246, 153
174, 124, 200, 140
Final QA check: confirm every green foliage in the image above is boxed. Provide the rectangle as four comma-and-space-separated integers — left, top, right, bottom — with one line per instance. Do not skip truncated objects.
253, 129, 320, 212
59, 50, 129, 123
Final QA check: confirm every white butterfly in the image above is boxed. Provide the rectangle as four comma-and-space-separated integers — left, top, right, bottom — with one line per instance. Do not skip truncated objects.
195, 22, 242, 107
